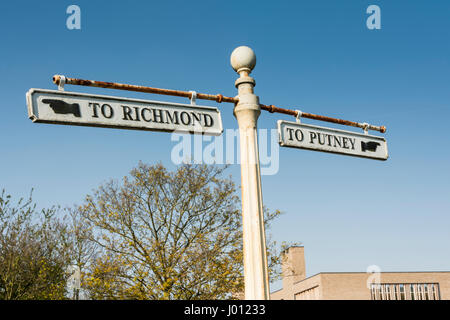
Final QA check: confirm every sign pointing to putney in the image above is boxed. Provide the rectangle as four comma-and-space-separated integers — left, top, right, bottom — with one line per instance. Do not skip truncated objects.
27, 89, 223, 135
278, 120, 388, 160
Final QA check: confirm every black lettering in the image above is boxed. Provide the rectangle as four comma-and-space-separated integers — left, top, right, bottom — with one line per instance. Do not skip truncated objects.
141, 108, 152, 122
309, 131, 317, 144
88, 102, 100, 118
133, 107, 140, 121
101, 104, 114, 119
333, 135, 342, 148
203, 114, 213, 127
286, 128, 295, 141
153, 109, 164, 123
342, 137, 349, 149
294, 129, 304, 142
327, 134, 333, 146
349, 138, 356, 150
318, 133, 326, 145
180, 111, 191, 125
122, 105, 133, 120
166, 110, 179, 124
191, 112, 202, 126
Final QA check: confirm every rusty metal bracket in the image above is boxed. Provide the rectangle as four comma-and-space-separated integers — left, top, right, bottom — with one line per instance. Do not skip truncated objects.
361, 122, 369, 135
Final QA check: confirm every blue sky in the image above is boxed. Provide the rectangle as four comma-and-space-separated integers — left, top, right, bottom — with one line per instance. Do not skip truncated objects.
1, 1, 449, 292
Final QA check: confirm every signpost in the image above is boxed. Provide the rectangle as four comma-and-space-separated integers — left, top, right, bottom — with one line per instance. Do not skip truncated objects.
231, 46, 270, 300
27, 89, 223, 136
278, 120, 388, 160
26, 46, 388, 301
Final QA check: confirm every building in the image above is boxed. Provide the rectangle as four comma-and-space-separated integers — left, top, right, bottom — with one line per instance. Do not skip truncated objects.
271, 246, 450, 300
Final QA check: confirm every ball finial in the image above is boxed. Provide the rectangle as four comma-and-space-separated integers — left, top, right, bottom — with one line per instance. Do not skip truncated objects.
230, 46, 256, 74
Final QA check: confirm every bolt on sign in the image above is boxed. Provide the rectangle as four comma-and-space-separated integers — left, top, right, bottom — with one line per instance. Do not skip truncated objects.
277, 120, 388, 160
26, 89, 223, 136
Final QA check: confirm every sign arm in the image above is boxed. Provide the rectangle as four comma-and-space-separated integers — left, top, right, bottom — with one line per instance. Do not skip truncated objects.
52, 75, 386, 134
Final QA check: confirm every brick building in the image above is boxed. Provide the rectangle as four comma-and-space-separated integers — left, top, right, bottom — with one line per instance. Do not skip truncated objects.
271, 246, 450, 300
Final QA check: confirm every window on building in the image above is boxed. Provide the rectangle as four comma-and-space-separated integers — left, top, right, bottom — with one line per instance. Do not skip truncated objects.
370, 285, 375, 300
376, 284, 382, 300
370, 283, 440, 300
393, 284, 399, 300
431, 284, 440, 300
384, 284, 391, 300
417, 284, 424, 300
410, 284, 415, 300
399, 284, 405, 300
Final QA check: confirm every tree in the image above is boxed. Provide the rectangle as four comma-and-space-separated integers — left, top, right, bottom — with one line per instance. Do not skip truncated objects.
80, 163, 282, 299
0, 189, 72, 299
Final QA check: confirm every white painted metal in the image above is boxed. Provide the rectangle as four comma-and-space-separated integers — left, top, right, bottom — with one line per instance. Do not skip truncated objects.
231, 46, 270, 300
58, 75, 66, 91
278, 120, 388, 160
189, 90, 197, 105
26, 89, 223, 136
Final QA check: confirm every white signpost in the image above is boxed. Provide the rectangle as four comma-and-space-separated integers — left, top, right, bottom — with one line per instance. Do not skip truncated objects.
278, 120, 388, 160
26, 89, 223, 136
26, 46, 388, 301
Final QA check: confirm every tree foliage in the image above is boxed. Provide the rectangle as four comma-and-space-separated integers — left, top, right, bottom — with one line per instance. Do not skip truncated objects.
80, 163, 282, 299
0, 163, 285, 300
0, 190, 72, 299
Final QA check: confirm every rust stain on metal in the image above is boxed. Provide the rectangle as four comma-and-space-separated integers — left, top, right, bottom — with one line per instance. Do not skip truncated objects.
260, 103, 386, 133
53, 75, 239, 105
260, 103, 296, 116
52, 75, 386, 133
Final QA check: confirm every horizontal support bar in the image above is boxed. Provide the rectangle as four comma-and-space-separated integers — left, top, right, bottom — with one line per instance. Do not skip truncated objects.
52, 75, 386, 133
52, 75, 236, 104
260, 104, 386, 133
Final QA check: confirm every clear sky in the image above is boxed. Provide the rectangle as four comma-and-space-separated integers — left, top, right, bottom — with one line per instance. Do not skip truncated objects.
1, 1, 449, 292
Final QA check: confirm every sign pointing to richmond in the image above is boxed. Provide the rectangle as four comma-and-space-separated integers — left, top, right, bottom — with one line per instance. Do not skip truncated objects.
278, 120, 388, 160
27, 89, 223, 136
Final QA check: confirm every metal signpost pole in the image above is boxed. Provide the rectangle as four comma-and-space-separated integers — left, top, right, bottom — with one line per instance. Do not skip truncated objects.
230, 46, 270, 300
